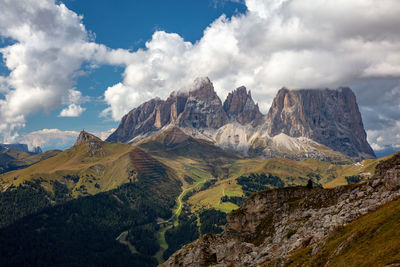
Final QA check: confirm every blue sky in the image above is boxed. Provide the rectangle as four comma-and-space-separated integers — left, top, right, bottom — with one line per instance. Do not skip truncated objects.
0, 0, 246, 145
0, 0, 399, 154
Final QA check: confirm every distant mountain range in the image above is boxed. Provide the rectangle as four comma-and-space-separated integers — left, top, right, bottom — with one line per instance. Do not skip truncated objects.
107, 77, 375, 161
0, 143, 42, 154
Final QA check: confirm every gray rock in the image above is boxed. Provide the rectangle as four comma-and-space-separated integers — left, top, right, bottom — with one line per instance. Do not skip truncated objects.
384, 168, 400, 191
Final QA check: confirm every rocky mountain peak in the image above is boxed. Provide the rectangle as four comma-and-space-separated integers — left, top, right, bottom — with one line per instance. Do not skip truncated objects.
75, 131, 105, 157
106, 78, 375, 160
223, 86, 263, 125
177, 77, 228, 129
187, 77, 214, 98
75, 131, 102, 146
266, 87, 375, 159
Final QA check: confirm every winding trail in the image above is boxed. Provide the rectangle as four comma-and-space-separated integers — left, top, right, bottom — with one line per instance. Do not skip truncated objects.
154, 177, 208, 264
116, 230, 137, 254
115, 177, 209, 264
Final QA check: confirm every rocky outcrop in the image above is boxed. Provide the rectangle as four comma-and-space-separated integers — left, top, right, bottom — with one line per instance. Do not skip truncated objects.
266, 87, 375, 159
75, 131, 104, 156
376, 152, 400, 191
162, 153, 400, 267
223, 86, 263, 126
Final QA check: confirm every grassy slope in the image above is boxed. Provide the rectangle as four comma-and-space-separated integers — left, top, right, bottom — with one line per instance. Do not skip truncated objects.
0, 149, 61, 174
1, 141, 145, 196
138, 127, 393, 214
286, 197, 400, 267
324, 154, 394, 188
185, 157, 382, 213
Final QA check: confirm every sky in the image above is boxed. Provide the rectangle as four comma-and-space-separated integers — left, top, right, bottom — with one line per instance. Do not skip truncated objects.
0, 0, 399, 156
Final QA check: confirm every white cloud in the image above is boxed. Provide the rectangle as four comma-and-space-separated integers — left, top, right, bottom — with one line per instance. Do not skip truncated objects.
58, 89, 87, 117
100, 0, 400, 120
0, 0, 400, 152
0, 0, 118, 142
59, 103, 86, 117
17, 128, 79, 151
93, 128, 116, 141
99, 0, 400, 152
367, 121, 400, 152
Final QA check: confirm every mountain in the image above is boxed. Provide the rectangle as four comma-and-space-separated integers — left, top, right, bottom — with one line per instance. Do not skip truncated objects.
163, 152, 400, 266
0, 143, 30, 153
0, 127, 389, 266
266, 87, 375, 159
107, 77, 374, 161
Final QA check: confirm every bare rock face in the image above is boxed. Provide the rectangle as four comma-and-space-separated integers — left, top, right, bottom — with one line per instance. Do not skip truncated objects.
177, 77, 228, 129
266, 87, 375, 159
223, 86, 263, 126
106, 98, 164, 143
155, 92, 188, 128
107, 78, 375, 161
376, 152, 400, 191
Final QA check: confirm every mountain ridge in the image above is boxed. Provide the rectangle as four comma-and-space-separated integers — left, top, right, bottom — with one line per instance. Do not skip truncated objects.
107, 78, 374, 160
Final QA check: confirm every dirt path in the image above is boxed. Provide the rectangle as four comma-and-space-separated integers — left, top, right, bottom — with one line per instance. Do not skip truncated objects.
116, 230, 137, 254
114, 177, 209, 264
154, 177, 208, 263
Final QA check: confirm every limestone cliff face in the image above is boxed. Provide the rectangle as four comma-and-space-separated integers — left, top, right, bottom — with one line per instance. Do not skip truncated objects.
266, 87, 375, 159
223, 86, 263, 126
162, 153, 400, 267
107, 78, 375, 160
177, 77, 228, 129
154, 93, 188, 128
106, 98, 164, 143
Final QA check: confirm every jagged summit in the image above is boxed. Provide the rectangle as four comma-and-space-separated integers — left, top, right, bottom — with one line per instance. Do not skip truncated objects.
223, 86, 263, 126
177, 78, 227, 129
107, 78, 375, 160
75, 131, 102, 146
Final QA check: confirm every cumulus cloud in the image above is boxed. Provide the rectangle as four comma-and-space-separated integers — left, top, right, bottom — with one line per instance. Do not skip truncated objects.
0, 0, 123, 141
0, 0, 88, 141
101, 0, 400, 152
59, 89, 87, 117
93, 128, 116, 141
0, 0, 399, 152
17, 128, 79, 151
59, 104, 86, 117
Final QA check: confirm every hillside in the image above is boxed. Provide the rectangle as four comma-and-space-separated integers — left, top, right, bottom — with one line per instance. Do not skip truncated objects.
0, 130, 392, 266
0, 132, 183, 266
0, 148, 60, 174
163, 152, 400, 266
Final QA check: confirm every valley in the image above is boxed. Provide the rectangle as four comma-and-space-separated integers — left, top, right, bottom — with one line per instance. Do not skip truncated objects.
0, 81, 397, 266
1, 1, 399, 266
